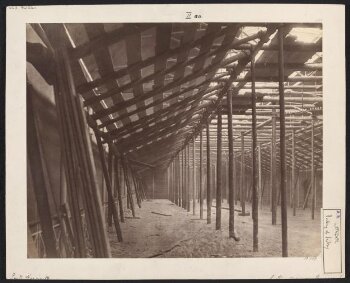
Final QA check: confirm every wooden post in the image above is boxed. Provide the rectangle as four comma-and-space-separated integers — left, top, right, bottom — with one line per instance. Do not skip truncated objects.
278, 25, 288, 257
292, 130, 296, 216
311, 117, 315, 220
227, 89, 239, 240
180, 151, 182, 207
169, 163, 173, 202
62, 49, 111, 257
251, 48, 259, 252
121, 156, 136, 217
192, 140, 196, 215
59, 152, 67, 206
183, 149, 186, 209
258, 145, 262, 210
297, 170, 300, 208
167, 166, 170, 200
223, 159, 227, 203
271, 109, 277, 224
170, 162, 173, 202
95, 140, 123, 242
45, 26, 87, 257
177, 155, 181, 205
152, 169, 155, 200
240, 132, 247, 215
114, 158, 124, 223
173, 160, 176, 204
187, 145, 191, 212
181, 150, 185, 208
216, 106, 222, 230
206, 122, 212, 224
129, 164, 141, 208
107, 150, 113, 227
175, 156, 179, 205
27, 92, 58, 257
235, 157, 238, 205
200, 129, 204, 219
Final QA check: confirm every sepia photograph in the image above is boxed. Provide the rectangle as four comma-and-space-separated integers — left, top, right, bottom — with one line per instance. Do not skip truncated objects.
26, 22, 323, 259
6, 3, 345, 280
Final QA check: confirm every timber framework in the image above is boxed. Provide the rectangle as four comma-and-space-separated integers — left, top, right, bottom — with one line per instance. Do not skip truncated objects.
26, 23, 323, 258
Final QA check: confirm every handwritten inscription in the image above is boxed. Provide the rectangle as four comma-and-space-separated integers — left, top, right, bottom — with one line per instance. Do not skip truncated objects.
323, 209, 342, 273
11, 273, 49, 280
8, 6, 36, 10
270, 274, 321, 279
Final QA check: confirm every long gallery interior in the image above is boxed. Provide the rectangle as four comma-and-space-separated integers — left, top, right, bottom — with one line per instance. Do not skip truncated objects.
26, 23, 323, 258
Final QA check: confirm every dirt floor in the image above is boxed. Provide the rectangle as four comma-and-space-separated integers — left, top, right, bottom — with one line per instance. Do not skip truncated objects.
108, 199, 321, 258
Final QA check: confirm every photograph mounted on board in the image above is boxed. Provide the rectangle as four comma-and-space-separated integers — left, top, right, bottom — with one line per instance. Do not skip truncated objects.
26, 22, 323, 259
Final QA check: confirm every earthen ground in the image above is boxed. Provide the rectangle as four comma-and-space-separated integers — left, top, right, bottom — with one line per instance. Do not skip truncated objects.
109, 199, 320, 258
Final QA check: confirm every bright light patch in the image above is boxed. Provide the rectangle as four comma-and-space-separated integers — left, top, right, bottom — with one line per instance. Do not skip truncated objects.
126, 104, 137, 113
289, 27, 322, 43
130, 114, 139, 122
145, 97, 153, 105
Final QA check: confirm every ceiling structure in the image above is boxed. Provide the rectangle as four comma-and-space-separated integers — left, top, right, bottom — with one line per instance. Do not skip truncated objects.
38, 22, 323, 172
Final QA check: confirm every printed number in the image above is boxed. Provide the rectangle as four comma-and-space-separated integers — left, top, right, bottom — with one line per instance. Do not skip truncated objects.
186, 12, 202, 19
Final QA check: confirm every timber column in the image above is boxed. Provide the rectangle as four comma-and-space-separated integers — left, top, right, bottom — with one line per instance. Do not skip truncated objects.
251, 47, 259, 252
278, 24, 288, 257
227, 89, 239, 240
216, 107, 222, 230
206, 122, 212, 224
200, 129, 204, 219
271, 109, 277, 224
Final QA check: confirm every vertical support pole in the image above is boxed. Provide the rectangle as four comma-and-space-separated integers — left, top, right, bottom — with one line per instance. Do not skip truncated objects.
235, 157, 238, 205
181, 150, 185, 208
59, 152, 67, 206
200, 129, 204, 219
152, 169, 155, 200
168, 164, 171, 201
180, 151, 182, 207
311, 117, 315, 220
224, 159, 227, 203
178, 154, 181, 205
251, 47, 259, 251
270, 142, 273, 211
129, 165, 141, 208
121, 156, 135, 217
170, 162, 173, 202
173, 160, 176, 203
216, 107, 222, 230
258, 145, 262, 210
227, 89, 238, 239
27, 93, 58, 257
292, 130, 296, 216
192, 140, 196, 214
63, 49, 111, 257
206, 122, 212, 224
107, 150, 113, 227
172, 162, 175, 202
166, 166, 170, 200
95, 140, 123, 242
278, 24, 288, 257
175, 156, 179, 205
271, 109, 277, 224
114, 158, 124, 223
297, 170, 300, 208
184, 149, 186, 209
240, 132, 246, 215
187, 145, 190, 212
176, 155, 178, 205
